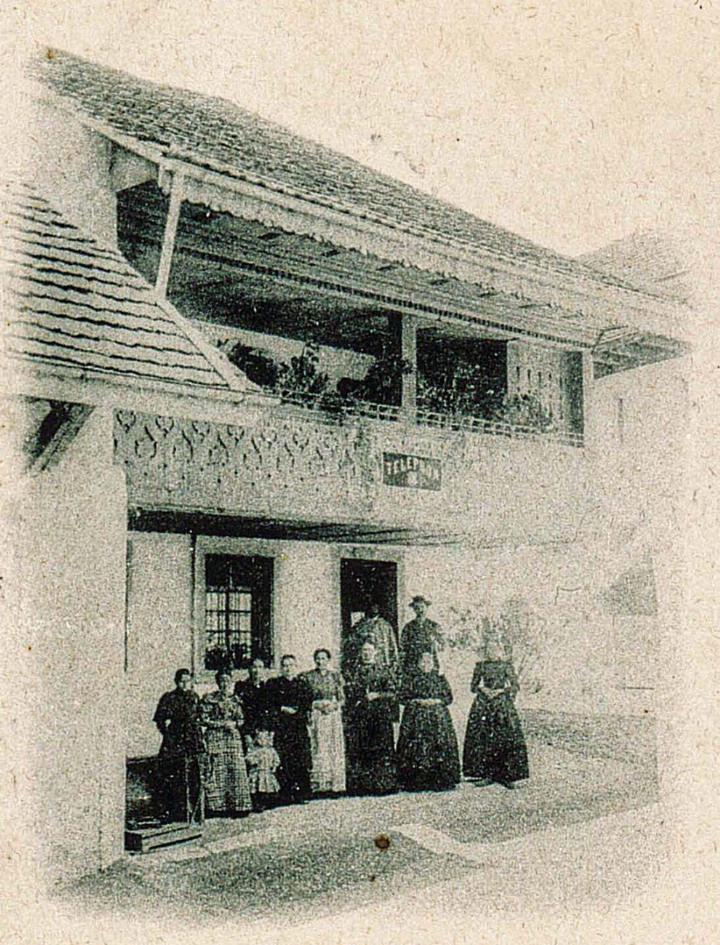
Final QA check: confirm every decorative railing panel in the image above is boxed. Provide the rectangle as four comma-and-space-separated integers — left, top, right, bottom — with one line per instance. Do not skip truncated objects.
114, 404, 590, 542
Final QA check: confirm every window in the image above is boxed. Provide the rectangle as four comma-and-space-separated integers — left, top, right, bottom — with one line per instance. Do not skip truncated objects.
204, 554, 273, 671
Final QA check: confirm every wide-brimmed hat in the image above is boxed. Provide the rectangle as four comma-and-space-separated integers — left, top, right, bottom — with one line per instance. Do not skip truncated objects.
410, 595, 431, 607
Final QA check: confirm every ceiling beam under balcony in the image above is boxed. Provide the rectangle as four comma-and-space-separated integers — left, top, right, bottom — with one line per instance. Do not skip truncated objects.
128, 507, 466, 546
117, 185, 600, 348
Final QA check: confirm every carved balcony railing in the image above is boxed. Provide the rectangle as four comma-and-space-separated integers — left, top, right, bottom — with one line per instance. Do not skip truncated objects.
415, 408, 584, 448
275, 387, 402, 424
114, 395, 591, 546
272, 387, 584, 447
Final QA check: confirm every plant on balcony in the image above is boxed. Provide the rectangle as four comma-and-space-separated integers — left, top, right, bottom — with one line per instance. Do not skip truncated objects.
224, 341, 341, 407
443, 596, 545, 693
222, 338, 414, 416
417, 358, 504, 420
223, 342, 281, 388
490, 393, 555, 433
276, 343, 331, 397
336, 349, 414, 407
358, 349, 414, 405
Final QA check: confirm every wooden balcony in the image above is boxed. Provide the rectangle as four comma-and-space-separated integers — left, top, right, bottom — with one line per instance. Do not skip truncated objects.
268, 388, 584, 448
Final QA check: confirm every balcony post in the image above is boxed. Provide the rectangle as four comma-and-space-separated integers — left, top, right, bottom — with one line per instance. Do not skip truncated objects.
399, 312, 417, 421
156, 170, 185, 299
581, 350, 594, 447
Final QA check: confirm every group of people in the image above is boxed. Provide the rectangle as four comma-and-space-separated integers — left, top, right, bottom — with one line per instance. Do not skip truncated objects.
152, 595, 529, 823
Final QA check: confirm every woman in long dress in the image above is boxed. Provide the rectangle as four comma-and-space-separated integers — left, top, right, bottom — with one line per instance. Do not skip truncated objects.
201, 670, 253, 815
397, 651, 461, 791
462, 636, 530, 788
344, 641, 399, 796
264, 655, 314, 803
153, 668, 204, 823
302, 648, 346, 795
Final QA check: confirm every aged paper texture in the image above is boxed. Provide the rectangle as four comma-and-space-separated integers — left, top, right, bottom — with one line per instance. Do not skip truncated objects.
0, 2, 718, 944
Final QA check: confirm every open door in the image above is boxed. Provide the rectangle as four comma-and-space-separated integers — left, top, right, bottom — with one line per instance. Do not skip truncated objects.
340, 558, 398, 669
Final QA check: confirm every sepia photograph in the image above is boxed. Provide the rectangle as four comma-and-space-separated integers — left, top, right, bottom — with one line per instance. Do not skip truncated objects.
1, 3, 718, 944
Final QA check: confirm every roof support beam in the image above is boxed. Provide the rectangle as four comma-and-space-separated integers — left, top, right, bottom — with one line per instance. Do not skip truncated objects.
119, 193, 599, 346
24, 400, 95, 473
155, 170, 185, 299
581, 351, 594, 448
397, 312, 417, 421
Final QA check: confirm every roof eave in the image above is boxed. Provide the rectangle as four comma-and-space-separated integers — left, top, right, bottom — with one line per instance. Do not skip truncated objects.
37, 91, 692, 346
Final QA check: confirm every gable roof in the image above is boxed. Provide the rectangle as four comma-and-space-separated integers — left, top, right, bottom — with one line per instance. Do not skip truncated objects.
0, 179, 244, 392
32, 49, 662, 302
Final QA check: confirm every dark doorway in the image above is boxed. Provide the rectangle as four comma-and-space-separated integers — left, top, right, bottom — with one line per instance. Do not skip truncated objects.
204, 554, 274, 670
340, 558, 398, 669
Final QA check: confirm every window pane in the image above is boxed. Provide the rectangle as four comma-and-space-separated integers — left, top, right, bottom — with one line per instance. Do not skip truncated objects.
205, 555, 271, 670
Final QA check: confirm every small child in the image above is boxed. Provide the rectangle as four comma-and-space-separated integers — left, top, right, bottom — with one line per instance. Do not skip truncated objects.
245, 729, 281, 811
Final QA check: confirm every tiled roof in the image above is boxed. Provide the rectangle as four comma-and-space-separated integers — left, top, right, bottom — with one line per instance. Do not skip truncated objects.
32, 49, 650, 298
0, 179, 236, 390
579, 232, 693, 305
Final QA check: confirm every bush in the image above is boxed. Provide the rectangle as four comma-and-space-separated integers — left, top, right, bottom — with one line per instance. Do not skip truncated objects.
353, 349, 414, 405
443, 597, 546, 693
491, 393, 554, 432
416, 356, 503, 419
224, 342, 280, 388
276, 343, 330, 396
223, 341, 333, 401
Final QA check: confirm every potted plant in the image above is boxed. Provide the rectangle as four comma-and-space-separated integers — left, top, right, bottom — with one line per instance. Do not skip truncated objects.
491, 393, 555, 433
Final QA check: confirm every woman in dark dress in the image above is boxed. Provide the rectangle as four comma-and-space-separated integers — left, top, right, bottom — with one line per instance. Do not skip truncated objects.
235, 657, 270, 748
344, 641, 399, 796
462, 636, 529, 788
152, 668, 204, 823
264, 654, 314, 803
397, 652, 461, 791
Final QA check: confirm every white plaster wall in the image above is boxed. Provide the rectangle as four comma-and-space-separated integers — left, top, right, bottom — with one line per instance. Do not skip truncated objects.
125, 532, 194, 758
273, 543, 339, 666
404, 542, 657, 734
5, 406, 127, 886
592, 357, 688, 521
30, 97, 118, 247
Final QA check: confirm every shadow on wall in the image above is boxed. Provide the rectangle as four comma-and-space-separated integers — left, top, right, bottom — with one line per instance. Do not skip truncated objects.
596, 554, 658, 617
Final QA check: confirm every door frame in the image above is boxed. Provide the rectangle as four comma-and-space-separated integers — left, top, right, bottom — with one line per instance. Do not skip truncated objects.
332, 545, 406, 644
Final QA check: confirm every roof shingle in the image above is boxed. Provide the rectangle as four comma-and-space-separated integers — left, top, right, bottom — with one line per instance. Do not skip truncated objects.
579, 232, 694, 305
32, 49, 656, 299
1, 179, 237, 391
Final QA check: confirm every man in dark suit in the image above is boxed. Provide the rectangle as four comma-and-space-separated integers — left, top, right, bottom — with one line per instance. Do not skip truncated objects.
400, 596, 443, 682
